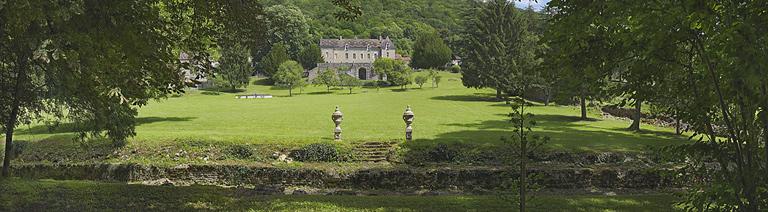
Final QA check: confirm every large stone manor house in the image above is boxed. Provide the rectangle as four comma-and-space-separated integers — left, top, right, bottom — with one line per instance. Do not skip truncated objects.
308, 36, 399, 80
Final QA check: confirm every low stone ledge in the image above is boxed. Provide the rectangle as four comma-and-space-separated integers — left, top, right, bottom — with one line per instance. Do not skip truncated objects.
9, 163, 686, 191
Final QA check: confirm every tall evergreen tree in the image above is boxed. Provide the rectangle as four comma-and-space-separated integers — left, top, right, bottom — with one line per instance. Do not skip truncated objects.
218, 43, 252, 91
298, 43, 324, 70
260, 43, 290, 78
459, 0, 532, 100
411, 31, 452, 69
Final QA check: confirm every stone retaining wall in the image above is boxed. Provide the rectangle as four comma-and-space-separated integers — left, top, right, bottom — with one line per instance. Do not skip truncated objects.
10, 163, 684, 192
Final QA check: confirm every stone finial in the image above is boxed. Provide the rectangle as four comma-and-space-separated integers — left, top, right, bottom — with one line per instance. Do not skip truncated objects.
332, 106, 344, 140
403, 105, 414, 141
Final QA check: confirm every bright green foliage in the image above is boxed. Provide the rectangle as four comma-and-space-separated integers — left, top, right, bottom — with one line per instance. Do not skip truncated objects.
449, 64, 461, 73
337, 73, 362, 94
273, 60, 304, 97
218, 43, 252, 91
414, 75, 428, 88
433, 75, 443, 88
373, 57, 395, 78
0, 0, 266, 177
411, 31, 452, 69
388, 63, 413, 89
260, 43, 291, 78
298, 43, 324, 70
312, 69, 339, 92
261, 5, 311, 60
427, 69, 440, 88
373, 57, 413, 89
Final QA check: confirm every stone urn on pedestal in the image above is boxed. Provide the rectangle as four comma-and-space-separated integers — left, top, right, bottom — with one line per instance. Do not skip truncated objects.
402, 106, 414, 141
332, 106, 343, 140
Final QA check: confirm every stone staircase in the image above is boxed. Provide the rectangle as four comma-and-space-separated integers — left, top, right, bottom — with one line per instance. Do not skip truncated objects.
352, 141, 397, 162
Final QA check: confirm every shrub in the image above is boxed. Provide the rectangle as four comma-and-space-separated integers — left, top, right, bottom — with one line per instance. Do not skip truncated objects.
224, 145, 254, 159
291, 143, 339, 162
449, 64, 461, 73
414, 75, 428, 88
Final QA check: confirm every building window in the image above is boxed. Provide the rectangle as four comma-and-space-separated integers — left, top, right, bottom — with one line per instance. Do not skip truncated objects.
386, 52, 390, 57
353, 54, 356, 59
346, 53, 349, 59
368, 54, 371, 59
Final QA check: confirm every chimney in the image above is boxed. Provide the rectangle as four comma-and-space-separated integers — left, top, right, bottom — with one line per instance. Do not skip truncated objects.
378, 35, 382, 41
339, 36, 342, 40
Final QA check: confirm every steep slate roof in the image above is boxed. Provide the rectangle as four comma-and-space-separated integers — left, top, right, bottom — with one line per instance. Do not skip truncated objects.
319, 37, 396, 50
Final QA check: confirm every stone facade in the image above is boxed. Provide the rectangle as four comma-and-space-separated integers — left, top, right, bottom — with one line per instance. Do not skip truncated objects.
308, 37, 397, 80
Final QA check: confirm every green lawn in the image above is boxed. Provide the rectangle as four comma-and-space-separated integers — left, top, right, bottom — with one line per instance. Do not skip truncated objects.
0, 178, 682, 211
10, 72, 684, 152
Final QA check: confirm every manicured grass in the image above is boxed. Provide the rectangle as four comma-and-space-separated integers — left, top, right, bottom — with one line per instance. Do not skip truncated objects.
0, 178, 682, 211
10, 72, 685, 152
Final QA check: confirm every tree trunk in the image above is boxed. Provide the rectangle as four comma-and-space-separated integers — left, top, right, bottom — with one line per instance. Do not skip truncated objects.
544, 88, 551, 106
2, 109, 18, 177
675, 116, 681, 135
496, 89, 503, 100
519, 101, 527, 212
761, 82, 768, 177
2, 54, 27, 177
580, 92, 587, 120
628, 99, 642, 131
289, 88, 292, 97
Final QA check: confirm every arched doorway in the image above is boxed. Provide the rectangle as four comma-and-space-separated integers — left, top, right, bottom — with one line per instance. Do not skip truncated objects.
358, 68, 367, 80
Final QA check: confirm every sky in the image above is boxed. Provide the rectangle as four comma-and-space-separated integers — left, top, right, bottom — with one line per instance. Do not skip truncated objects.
514, 0, 550, 11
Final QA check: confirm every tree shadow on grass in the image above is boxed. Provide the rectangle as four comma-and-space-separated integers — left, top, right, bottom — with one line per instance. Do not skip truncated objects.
606, 127, 682, 139
419, 114, 684, 152
252, 78, 273, 86
431, 94, 499, 102
307, 91, 334, 95
10, 134, 121, 164
200, 87, 246, 93
16, 117, 196, 135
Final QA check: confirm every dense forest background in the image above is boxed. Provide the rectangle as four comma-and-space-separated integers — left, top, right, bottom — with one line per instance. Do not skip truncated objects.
260, 0, 472, 56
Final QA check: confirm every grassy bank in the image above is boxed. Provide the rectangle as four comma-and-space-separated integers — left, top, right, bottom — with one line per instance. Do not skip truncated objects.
0, 178, 681, 211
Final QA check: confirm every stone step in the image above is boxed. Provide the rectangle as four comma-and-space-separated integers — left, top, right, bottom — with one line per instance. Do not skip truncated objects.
352, 142, 397, 163
357, 152, 389, 157
353, 150, 391, 154
356, 145, 392, 148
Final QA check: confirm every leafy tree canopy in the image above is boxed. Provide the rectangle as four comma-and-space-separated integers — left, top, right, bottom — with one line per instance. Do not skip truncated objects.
0, 0, 267, 176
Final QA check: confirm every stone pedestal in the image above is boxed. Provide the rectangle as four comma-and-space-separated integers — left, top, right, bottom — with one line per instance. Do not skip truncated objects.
332, 106, 343, 140
402, 106, 414, 141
